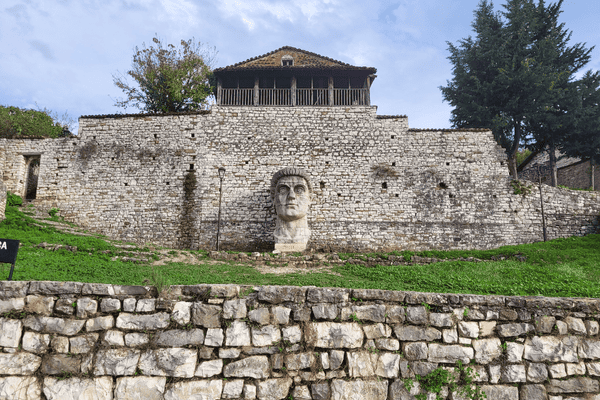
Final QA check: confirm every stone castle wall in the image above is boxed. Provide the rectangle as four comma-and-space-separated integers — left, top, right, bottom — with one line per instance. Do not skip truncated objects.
1, 106, 599, 251
1, 280, 600, 399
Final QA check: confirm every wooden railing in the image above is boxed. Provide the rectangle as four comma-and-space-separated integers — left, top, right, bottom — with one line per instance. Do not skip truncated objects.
218, 88, 369, 106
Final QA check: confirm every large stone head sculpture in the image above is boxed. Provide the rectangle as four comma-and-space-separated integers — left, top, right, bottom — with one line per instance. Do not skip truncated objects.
270, 167, 312, 249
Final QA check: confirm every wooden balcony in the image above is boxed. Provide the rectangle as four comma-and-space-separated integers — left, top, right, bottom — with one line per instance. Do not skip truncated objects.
217, 88, 370, 106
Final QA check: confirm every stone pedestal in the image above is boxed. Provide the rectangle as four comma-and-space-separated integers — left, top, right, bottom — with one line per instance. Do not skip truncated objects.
274, 243, 307, 253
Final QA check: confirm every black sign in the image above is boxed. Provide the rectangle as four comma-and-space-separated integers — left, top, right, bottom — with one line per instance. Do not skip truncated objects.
0, 239, 19, 264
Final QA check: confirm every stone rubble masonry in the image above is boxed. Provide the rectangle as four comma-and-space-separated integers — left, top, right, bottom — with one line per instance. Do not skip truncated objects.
2, 106, 599, 252
0, 282, 600, 399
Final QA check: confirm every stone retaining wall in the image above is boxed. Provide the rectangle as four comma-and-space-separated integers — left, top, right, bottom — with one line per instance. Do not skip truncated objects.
1, 281, 600, 399
2, 106, 599, 252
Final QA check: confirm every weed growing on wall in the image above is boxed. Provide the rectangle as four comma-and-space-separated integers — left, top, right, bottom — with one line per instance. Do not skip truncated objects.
6, 191, 22, 207
511, 180, 532, 196
406, 362, 486, 400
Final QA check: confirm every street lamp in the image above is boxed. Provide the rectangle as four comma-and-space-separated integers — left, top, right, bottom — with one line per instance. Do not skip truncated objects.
216, 167, 226, 251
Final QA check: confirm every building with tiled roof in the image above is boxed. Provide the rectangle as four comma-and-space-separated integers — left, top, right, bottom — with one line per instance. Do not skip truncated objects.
213, 46, 377, 107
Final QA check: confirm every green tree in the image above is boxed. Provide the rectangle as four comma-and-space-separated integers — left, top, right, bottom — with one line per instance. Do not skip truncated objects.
0, 105, 72, 138
112, 37, 217, 113
440, 0, 592, 180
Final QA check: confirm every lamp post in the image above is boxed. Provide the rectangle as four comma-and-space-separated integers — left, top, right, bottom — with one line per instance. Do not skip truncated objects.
216, 167, 226, 251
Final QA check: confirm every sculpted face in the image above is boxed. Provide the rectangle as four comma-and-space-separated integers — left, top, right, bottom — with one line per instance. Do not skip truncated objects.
274, 176, 311, 222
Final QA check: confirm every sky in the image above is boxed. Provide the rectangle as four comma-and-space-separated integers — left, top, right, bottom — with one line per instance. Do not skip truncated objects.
1, 0, 599, 134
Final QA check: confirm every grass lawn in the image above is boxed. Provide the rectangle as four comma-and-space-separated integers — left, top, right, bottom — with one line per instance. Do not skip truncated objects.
1, 204, 599, 298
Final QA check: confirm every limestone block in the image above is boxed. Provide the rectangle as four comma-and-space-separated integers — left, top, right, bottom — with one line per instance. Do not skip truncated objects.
506, 342, 524, 362
226, 321, 252, 346
272, 306, 291, 324
501, 364, 526, 383
94, 348, 141, 376
171, 301, 191, 325
406, 306, 428, 325
385, 305, 406, 323
479, 321, 496, 337
547, 377, 599, 394
388, 379, 419, 400
329, 350, 345, 370
566, 361, 586, 375
347, 305, 386, 323
292, 386, 312, 400
428, 344, 473, 364
458, 321, 479, 338
257, 378, 292, 400
443, 328, 458, 344
376, 338, 400, 351
69, 333, 99, 353
195, 359, 223, 377
307, 287, 349, 303
579, 338, 600, 359
204, 328, 224, 346
404, 342, 428, 360
330, 379, 388, 400
114, 377, 166, 400
526, 363, 548, 383
249, 308, 271, 325
51, 336, 69, 353
23, 316, 85, 336
153, 329, 204, 347
223, 355, 270, 379
0, 297, 25, 313
586, 320, 600, 336
0, 281, 29, 298
244, 384, 257, 399
536, 315, 556, 334
489, 365, 501, 384
164, 380, 223, 400
125, 333, 149, 347
480, 385, 518, 400
566, 316, 587, 335
429, 313, 453, 328
100, 298, 121, 312
76, 297, 98, 318
0, 352, 41, 375
22, 331, 51, 354
223, 299, 247, 319
43, 377, 113, 400
123, 298, 136, 312
86, 315, 114, 332
285, 352, 315, 370
548, 363, 567, 379
0, 376, 41, 400
363, 323, 392, 339
219, 348, 241, 358
258, 285, 306, 304
523, 336, 579, 362
320, 352, 330, 369
26, 295, 54, 315
306, 322, 364, 348
223, 379, 244, 399
282, 325, 302, 344
347, 351, 375, 377
41, 354, 81, 375
312, 304, 338, 320
375, 352, 400, 378
138, 348, 197, 378
103, 330, 125, 346
0, 318, 22, 347
556, 320, 568, 334
135, 299, 156, 312
252, 325, 281, 347
496, 323, 535, 337
115, 312, 170, 330
520, 384, 547, 400
394, 326, 441, 342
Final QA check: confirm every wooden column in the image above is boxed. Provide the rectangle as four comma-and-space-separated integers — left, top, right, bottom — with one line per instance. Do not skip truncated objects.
291, 76, 297, 107
328, 76, 334, 106
366, 76, 371, 106
216, 78, 222, 105
254, 77, 259, 106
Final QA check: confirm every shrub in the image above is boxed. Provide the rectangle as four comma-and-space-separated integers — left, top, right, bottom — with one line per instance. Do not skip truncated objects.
6, 192, 22, 207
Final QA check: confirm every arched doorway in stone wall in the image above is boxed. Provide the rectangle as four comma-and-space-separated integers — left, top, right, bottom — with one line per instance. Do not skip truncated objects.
24, 155, 40, 200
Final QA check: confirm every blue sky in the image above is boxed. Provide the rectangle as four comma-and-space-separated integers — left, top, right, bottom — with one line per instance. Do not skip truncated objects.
1, 0, 599, 133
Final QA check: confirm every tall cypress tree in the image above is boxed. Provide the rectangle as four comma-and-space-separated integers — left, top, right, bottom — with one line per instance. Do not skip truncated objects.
440, 0, 592, 180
